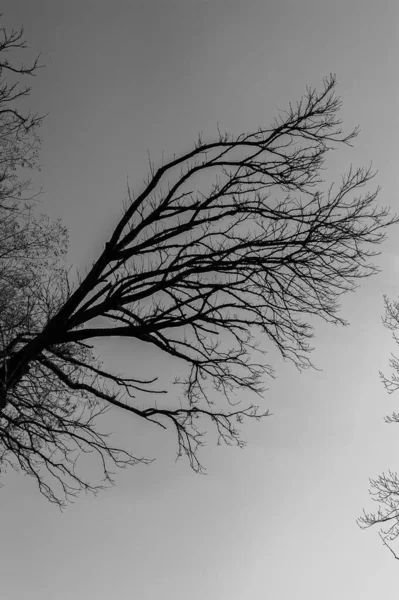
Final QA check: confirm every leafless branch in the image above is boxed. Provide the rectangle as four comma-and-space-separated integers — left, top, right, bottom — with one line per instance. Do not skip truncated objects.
0, 54, 397, 506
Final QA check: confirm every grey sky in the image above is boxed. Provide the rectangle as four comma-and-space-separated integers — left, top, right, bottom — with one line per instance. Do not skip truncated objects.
1, 1, 399, 598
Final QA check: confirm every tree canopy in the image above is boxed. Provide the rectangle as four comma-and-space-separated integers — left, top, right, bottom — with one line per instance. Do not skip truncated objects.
0, 20, 397, 506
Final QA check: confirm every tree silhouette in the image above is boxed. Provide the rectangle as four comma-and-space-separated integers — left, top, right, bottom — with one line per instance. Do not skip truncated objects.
0, 20, 70, 501
0, 22, 397, 506
358, 297, 399, 557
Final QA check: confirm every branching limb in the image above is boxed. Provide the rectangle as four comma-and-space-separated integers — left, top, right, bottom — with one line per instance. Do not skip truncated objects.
0, 67, 397, 505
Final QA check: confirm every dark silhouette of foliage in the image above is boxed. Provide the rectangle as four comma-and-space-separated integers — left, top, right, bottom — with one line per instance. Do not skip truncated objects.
0, 21, 397, 506
0, 19, 69, 500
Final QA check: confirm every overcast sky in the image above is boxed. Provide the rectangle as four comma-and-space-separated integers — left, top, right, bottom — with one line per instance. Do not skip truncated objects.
1, 1, 399, 598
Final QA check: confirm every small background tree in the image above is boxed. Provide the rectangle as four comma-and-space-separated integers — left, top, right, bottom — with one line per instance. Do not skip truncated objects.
358, 297, 399, 558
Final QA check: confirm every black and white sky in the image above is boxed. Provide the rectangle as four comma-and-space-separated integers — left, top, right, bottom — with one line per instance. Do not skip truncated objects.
1, 1, 399, 598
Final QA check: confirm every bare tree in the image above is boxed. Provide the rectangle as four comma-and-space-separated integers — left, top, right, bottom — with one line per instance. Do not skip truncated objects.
0, 18, 41, 198
0, 23, 396, 506
0, 20, 72, 499
358, 298, 399, 557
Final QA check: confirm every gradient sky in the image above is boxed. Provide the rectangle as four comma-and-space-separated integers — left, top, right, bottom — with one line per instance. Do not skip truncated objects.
1, 1, 399, 598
